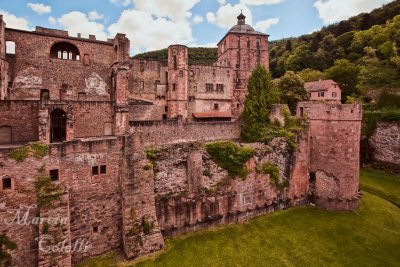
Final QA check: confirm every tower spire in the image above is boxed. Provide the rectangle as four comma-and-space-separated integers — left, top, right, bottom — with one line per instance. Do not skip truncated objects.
237, 11, 246, 25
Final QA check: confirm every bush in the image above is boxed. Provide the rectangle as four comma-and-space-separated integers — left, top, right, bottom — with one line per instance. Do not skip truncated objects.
8, 142, 49, 162
377, 90, 400, 109
363, 109, 400, 136
34, 167, 64, 207
205, 141, 255, 178
257, 162, 288, 190
141, 216, 154, 235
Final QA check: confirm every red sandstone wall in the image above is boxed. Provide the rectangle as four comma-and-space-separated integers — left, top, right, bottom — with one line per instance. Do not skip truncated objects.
0, 138, 124, 266
5, 29, 114, 101
0, 100, 39, 143
298, 102, 362, 210
129, 119, 241, 146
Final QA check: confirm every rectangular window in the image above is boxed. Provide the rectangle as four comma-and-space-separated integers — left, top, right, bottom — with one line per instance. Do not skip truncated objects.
332, 92, 337, 97
50, 169, 59, 181
92, 166, 99, 175
2, 177, 12, 190
172, 83, 176, 91
100, 165, 107, 174
165, 106, 168, 112
140, 81, 144, 90
318, 92, 325, 97
179, 70, 183, 77
214, 103, 219, 110
206, 83, 213, 92
216, 84, 224, 92
173, 55, 177, 69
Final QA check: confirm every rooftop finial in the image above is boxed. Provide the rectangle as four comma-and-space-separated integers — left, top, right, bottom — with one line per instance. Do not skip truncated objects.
237, 11, 246, 25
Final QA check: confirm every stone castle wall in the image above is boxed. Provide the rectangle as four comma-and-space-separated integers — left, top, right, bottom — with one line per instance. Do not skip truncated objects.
368, 122, 400, 172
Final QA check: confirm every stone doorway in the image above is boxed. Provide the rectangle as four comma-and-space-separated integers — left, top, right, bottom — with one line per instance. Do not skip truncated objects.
50, 109, 66, 143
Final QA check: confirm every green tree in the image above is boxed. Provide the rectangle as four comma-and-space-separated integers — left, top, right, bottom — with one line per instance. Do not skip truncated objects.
278, 71, 309, 114
0, 234, 17, 267
285, 44, 312, 71
297, 68, 326, 82
325, 59, 361, 101
241, 65, 280, 142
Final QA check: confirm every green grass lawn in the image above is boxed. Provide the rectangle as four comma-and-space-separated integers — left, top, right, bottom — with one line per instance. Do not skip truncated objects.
360, 168, 400, 205
78, 169, 400, 267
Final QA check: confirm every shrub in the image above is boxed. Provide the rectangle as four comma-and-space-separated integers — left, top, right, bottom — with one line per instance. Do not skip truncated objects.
0, 233, 17, 266
145, 147, 157, 164
257, 162, 288, 190
8, 142, 49, 163
141, 216, 154, 235
205, 141, 255, 178
203, 169, 211, 177
34, 167, 64, 207
42, 220, 49, 234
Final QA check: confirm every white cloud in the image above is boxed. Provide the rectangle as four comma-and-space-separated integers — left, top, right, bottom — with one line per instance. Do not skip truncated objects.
207, 3, 253, 29
0, 10, 30, 30
314, 0, 392, 24
130, 0, 200, 21
217, 0, 226, 4
193, 15, 203, 24
108, 9, 194, 52
240, 0, 285, 5
254, 17, 279, 32
109, 0, 131, 6
188, 42, 217, 48
88, 10, 104, 21
27, 3, 52, 15
58, 11, 108, 40
48, 16, 56, 25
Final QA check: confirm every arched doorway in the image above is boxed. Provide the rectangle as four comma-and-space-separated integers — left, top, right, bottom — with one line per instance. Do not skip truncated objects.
0, 126, 12, 144
50, 109, 66, 143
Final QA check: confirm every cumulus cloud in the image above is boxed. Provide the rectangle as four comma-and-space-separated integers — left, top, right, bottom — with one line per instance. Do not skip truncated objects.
217, 0, 226, 4
109, 0, 131, 6
254, 17, 280, 32
193, 15, 203, 24
27, 3, 52, 15
58, 11, 108, 40
240, 0, 285, 5
130, 0, 200, 21
88, 10, 104, 21
0, 10, 30, 30
314, 0, 392, 24
48, 16, 56, 25
207, 3, 253, 29
108, 9, 194, 52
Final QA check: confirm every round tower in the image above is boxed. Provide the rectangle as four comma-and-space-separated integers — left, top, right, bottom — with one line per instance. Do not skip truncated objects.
167, 45, 188, 121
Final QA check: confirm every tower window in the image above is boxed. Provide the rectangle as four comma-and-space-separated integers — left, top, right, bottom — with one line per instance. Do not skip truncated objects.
216, 84, 224, 92
100, 165, 107, 174
213, 103, 219, 110
206, 83, 213, 92
2, 177, 12, 190
172, 83, 176, 91
92, 166, 99, 175
50, 169, 59, 181
247, 37, 250, 48
173, 55, 177, 69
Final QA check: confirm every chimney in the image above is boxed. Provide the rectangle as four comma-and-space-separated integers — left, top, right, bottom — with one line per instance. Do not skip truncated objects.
89, 35, 96, 40
77, 33, 81, 38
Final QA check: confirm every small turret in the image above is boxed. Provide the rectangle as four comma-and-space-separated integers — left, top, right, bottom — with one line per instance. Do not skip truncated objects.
237, 11, 246, 25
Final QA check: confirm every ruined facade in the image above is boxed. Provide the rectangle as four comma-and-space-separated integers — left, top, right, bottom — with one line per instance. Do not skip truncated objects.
0, 12, 362, 267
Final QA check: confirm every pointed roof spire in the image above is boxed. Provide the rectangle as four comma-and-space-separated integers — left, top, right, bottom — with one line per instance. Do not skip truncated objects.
237, 10, 246, 25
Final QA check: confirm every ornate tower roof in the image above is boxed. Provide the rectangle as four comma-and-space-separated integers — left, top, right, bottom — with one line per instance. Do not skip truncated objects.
237, 11, 246, 25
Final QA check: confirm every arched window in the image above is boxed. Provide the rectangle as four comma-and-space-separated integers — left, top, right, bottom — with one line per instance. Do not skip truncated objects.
50, 109, 66, 143
50, 42, 80, 61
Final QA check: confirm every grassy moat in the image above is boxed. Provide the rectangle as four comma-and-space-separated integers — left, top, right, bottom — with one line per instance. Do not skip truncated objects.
78, 168, 400, 267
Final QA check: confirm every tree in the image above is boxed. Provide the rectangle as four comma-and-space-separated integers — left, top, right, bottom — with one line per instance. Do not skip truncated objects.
241, 65, 280, 142
0, 233, 17, 267
360, 13, 372, 30
285, 39, 293, 51
278, 71, 309, 114
285, 44, 312, 71
325, 59, 361, 101
297, 68, 326, 82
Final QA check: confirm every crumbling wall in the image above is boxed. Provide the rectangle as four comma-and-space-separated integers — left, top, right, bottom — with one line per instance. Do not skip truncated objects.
145, 139, 301, 236
368, 122, 400, 172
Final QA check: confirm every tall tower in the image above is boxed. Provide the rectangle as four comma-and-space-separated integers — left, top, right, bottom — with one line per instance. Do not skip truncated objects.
217, 12, 269, 117
167, 45, 189, 121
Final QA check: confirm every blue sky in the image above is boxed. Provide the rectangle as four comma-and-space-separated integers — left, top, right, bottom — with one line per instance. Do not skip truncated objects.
0, 0, 393, 55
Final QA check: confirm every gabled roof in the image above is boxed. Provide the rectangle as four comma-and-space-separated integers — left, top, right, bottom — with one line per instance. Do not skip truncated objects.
304, 79, 340, 92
